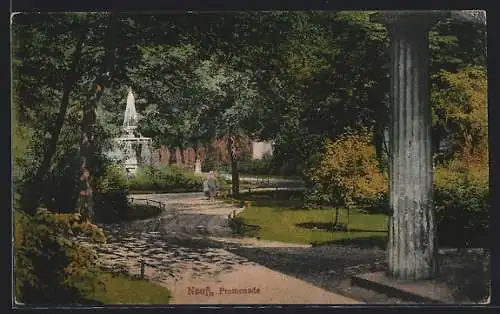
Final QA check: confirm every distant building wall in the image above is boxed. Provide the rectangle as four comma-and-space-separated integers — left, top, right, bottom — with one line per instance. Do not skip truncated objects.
252, 141, 273, 160
154, 138, 228, 170
154, 138, 274, 169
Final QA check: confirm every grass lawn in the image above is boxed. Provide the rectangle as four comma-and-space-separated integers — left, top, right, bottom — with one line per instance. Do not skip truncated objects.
233, 191, 389, 247
83, 271, 171, 305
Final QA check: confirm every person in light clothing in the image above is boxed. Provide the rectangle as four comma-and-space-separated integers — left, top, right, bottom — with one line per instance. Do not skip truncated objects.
206, 171, 218, 203
203, 177, 210, 200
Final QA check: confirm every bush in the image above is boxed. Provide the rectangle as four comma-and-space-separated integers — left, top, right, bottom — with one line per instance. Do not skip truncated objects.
128, 165, 202, 192
238, 155, 273, 175
94, 163, 129, 193
434, 158, 489, 248
14, 210, 106, 305
431, 66, 487, 165
93, 163, 131, 223
360, 192, 390, 215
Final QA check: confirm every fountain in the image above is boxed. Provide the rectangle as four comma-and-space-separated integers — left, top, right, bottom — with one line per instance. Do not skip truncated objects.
110, 88, 153, 175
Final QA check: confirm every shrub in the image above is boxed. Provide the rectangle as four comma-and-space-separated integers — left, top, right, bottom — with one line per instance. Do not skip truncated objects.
14, 210, 105, 305
129, 166, 157, 191
93, 163, 131, 223
128, 165, 202, 192
94, 163, 129, 193
238, 155, 273, 175
434, 158, 489, 248
360, 192, 390, 215
354, 156, 489, 248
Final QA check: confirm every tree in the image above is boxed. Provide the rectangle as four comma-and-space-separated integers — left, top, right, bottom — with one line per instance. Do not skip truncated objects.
13, 12, 140, 218
129, 43, 214, 168
307, 130, 387, 229
194, 58, 261, 197
13, 13, 91, 215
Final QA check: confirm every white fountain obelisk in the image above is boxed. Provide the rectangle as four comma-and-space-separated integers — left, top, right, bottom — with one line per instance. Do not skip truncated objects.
112, 88, 154, 175
123, 88, 138, 136
122, 88, 139, 173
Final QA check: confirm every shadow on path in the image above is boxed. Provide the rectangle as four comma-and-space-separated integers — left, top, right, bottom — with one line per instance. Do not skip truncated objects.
222, 240, 489, 303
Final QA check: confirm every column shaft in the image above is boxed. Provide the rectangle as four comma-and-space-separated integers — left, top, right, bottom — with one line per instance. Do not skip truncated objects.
388, 22, 438, 280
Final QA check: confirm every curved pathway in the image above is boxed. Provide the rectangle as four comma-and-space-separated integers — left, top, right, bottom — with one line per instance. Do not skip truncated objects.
77, 192, 489, 304
76, 193, 362, 304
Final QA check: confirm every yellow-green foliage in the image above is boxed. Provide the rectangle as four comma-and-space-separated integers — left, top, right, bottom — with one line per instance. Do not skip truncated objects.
306, 130, 387, 206
14, 209, 106, 305
431, 66, 488, 161
435, 157, 488, 190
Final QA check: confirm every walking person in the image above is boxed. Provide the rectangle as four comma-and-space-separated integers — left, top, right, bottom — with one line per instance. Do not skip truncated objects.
203, 177, 210, 200
207, 171, 218, 203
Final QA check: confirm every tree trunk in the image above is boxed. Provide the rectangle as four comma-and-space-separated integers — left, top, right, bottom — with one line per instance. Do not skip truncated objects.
72, 13, 118, 220
75, 84, 104, 222
347, 206, 350, 231
227, 134, 239, 198
194, 145, 199, 161
168, 147, 177, 166
374, 120, 388, 172
179, 145, 185, 166
20, 28, 87, 215
332, 207, 340, 230
194, 144, 200, 167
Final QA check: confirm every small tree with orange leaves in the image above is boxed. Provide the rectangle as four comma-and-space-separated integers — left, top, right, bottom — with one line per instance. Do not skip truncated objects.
306, 129, 387, 230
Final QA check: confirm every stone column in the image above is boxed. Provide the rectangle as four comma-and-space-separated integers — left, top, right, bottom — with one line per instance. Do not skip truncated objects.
371, 12, 441, 280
